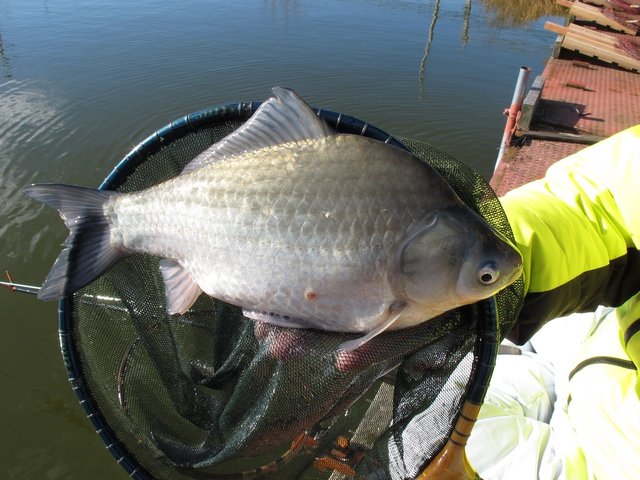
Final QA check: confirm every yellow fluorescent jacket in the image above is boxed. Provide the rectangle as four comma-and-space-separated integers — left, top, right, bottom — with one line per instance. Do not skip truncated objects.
499, 125, 640, 377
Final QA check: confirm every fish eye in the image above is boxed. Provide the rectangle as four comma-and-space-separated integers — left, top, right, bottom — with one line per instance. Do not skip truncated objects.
478, 263, 499, 285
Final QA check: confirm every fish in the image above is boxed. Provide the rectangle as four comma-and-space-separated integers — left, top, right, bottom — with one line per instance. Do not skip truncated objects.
23, 87, 522, 351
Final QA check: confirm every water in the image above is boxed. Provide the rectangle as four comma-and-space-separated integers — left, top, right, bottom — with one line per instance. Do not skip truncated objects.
0, 1, 561, 478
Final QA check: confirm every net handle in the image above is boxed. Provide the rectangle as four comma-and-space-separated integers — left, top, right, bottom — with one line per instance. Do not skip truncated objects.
417, 297, 499, 480
415, 400, 480, 480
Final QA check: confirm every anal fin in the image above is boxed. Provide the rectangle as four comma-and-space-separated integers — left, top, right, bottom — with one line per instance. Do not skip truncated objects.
159, 259, 202, 315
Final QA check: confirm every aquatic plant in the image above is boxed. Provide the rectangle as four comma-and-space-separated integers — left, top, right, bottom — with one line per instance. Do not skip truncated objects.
481, 0, 565, 27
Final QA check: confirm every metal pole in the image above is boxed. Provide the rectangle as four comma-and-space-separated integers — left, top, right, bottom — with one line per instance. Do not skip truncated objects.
0, 279, 40, 295
494, 66, 531, 173
1, 274, 128, 312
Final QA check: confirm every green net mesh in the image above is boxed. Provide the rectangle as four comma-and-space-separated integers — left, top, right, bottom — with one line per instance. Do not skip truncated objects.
59, 105, 524, 479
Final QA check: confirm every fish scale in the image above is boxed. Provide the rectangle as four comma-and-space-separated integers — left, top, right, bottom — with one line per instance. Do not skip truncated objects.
109, 136, 446, 329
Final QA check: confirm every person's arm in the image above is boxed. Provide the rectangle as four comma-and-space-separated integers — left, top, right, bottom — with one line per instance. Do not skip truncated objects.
500, 125, 640, 344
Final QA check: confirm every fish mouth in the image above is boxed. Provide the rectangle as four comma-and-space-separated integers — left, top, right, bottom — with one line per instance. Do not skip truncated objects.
503, 261, 524, 288
493, 231, 524, 289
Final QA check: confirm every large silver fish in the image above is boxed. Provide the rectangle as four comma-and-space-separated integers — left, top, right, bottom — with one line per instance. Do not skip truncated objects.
24, 87, 522, 351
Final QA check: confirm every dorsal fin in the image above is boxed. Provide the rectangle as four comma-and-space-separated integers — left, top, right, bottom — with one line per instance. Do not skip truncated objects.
181, 87, 333, 174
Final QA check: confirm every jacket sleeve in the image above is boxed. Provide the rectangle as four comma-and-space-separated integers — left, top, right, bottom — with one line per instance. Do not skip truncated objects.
500, 125, 640, 344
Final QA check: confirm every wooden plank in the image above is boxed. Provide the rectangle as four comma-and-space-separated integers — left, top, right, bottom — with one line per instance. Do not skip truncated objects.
545, 21, 569, 35
565, 1, 638, 34
561, 33, 640, 71
568, 24, 619, 48
562, 34, 640, 70
545, 21, 619, 48
545, 20, 640, 71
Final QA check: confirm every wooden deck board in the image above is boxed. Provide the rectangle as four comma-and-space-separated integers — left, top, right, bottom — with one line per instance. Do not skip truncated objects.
490, 141, 586, 196
557, 0, 640, 34
545, 21, 640, 72
538, 58, 640, 137
491, 4, 640, 196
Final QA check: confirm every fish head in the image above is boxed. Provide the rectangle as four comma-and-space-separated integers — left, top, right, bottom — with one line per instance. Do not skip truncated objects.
454, 212, 523, 304
398, 205, 522, 320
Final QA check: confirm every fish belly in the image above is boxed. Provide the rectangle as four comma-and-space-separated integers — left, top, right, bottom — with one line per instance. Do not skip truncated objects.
107, 135, 458, 332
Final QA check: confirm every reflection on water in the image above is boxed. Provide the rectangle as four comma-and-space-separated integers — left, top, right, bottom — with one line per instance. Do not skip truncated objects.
0, 18, 11, 79
269, 0, 300, 13
462, 0, 472, 47
482, 0, 564, 27
0, 1, 565, 479
0, 81, 68, 265
418, 0, 440, 98
0, 82, 62, 150
0, 32, 10, 78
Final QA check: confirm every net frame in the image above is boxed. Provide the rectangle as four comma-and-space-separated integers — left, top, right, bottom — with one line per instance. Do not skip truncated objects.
55, 100, 518, 479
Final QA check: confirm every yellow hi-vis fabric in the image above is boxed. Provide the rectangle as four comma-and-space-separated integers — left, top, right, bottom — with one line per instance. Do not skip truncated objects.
498, 126, 640, 479
500, 125, 640, 346
563, 304, 640, 480
615, 290, 640, 398
464, 127, 640, 480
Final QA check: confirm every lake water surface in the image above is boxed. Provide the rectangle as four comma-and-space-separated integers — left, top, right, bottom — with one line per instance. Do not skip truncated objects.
0, 1, 561, 478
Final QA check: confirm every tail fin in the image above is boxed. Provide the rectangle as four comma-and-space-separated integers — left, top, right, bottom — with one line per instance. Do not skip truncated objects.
23, 184, 127, 300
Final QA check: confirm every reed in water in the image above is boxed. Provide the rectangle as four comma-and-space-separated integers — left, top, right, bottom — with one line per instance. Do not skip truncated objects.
481, 0, 564, 26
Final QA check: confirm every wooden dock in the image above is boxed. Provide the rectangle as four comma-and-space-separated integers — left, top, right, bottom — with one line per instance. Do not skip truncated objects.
557, 0, 639, 35
490, 0, 640, 196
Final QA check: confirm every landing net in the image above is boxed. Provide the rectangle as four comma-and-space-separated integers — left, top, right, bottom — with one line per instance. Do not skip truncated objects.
58, 100, 524, 479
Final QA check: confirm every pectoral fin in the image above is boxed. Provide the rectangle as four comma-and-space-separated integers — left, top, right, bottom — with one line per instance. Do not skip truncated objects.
338, 302, 408, 352
159, 259, 202, 315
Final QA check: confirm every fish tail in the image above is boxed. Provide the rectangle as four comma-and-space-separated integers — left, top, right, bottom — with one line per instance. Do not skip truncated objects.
23, 183, 127, 300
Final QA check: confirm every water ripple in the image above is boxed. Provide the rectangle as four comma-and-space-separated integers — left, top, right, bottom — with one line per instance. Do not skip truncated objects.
0, 80, 69, 261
